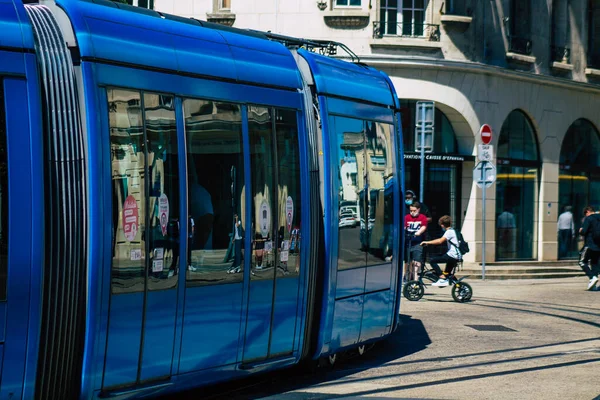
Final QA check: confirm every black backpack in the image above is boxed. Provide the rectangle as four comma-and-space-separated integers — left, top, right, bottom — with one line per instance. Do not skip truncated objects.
451, 229, 470, 256
591, 214, 600, 247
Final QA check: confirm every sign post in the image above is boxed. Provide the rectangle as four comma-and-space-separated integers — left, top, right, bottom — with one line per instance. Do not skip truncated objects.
475, 124, 495, 279
415, 101, 434, 202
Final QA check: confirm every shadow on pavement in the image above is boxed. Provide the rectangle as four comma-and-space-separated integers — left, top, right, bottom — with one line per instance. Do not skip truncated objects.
169, 314, 430, 400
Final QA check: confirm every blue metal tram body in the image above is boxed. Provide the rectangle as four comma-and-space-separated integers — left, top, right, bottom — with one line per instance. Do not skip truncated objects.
0, 0, 404, 398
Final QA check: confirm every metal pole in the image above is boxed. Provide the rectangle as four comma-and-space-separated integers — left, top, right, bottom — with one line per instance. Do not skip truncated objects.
481, 161, 487, 279
419, 105, 426, 203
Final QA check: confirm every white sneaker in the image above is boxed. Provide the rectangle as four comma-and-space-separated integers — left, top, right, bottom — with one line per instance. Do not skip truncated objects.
587, 276, 598, 291
385, 256, 392, 262
432, 279, 449, 287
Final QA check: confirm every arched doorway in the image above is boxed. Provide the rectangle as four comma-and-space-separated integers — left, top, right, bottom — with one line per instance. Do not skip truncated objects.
558, 119, 600, 259
400, 100, 472, 247
495, 110, 540, 260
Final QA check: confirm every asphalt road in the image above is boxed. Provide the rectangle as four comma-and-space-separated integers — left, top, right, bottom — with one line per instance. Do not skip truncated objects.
172, 277, 600, 400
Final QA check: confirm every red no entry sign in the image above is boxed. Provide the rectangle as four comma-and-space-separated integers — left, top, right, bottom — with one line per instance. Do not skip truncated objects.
480, 124, 493, 145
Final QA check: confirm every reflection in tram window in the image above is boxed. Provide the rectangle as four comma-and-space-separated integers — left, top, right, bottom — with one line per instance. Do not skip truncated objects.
366, 121, 394, 265
333, 116, 365, 271
144, 93, 179, 291
109, 89, 146, 294
248, 107, 301, 279
249, 106, 275, 280
334, 117, 395, 270
184, 99, 244, 286
109, 90, 180, 294
275, 108, 301, 277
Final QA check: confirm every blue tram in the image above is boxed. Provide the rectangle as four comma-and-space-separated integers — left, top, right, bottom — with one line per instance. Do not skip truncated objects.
0, 0, 404, 398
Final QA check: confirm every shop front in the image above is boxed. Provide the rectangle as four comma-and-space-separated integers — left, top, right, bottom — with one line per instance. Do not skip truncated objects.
400, 100, 474, 245
558, 119, 600, 259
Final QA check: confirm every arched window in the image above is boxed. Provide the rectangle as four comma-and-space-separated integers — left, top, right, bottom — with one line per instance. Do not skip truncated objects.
495, 110, 540, 260
497, 110, 539, 161
558, 119, 600, 259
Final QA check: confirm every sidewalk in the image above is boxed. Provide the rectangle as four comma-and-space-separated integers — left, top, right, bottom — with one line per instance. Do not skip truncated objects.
235, 277, 600, 400
459, 260, 586, 279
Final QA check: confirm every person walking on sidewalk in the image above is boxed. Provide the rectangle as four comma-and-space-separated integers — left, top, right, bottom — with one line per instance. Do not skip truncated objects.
578, 206, 600, 290
420, 215, 461, 287
557, 205, 574, 258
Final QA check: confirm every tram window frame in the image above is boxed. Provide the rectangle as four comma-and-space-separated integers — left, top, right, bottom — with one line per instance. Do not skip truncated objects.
0, 79, 6, 301
183, 97, 245, 287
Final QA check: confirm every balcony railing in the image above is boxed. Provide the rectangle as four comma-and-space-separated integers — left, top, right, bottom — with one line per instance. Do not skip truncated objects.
507, 35, 532, 55
551, 45, 570, 64
373, 21, 441, 41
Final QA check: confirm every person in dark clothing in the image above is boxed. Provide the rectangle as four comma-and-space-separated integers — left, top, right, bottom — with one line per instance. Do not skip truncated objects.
405, 190, 432, 223
227, 214, 244, 274
578, 206, 600, 290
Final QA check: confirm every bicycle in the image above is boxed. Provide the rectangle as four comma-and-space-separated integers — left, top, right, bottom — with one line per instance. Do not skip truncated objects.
402, 245, 473, 303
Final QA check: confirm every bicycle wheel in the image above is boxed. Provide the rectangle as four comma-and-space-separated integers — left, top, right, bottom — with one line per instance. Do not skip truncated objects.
403, 280, 424, 301
451, 282, 473, 303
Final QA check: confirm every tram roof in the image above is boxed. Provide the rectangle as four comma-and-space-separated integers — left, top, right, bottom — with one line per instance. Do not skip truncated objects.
1, 0, 35, 51
55, 0, 303, 90
298, 49, 397, 108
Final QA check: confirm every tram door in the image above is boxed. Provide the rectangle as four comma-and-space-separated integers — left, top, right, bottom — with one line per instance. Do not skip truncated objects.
103, 90, 180, 388
243, 107, 303, 362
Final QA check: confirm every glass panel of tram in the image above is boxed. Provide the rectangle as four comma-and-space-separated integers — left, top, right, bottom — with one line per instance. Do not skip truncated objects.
335, 116, 366, 270
249, 106, 276, 279
144, 92, 179, 291
334, 117, 395, 270
184, 99, 244, 285
110, 90, 146, 294
109, 90, 179, 294
366, 121, 394, 265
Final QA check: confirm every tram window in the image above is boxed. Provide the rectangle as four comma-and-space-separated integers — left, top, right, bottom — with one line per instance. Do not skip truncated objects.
248, 106, 275, 281
366, 121, 394, 265
184, 98, 244, 286
109, 89, 145, 294
333, 116, 366, 271
145, 93, 179, 291
334, 117, 395, 270
275, 108, 301, 277
0, 80, 6, 301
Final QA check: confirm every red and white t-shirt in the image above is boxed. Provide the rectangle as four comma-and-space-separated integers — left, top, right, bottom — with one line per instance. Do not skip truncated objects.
404, 214, 428, 243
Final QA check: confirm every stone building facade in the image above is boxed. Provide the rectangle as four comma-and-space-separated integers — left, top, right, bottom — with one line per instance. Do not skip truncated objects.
147, 0, 600, 264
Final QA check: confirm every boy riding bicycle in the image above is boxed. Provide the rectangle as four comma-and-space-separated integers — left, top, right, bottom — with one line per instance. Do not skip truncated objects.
404, 202, 428, 281
420, 215, 461, 287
